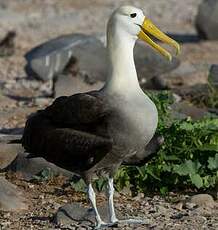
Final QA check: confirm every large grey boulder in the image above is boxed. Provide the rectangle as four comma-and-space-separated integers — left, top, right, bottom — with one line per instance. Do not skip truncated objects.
190, 194, 216, 208
153, 62, 208, 89
54, 73, 104, 98
0, 176, 28, 211
0, 134, 23, 170
171, 101, 209, 120
196, 0, 218, 40
8, 152, 75, 180
0, 143, 23, 170
54, 203, 123, 227
25, 33, 108, 82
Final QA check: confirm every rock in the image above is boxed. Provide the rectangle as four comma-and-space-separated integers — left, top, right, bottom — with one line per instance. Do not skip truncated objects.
0, 31, 16, 57
0, 134, 22, 143
8, 152, 75, 180
0, 134, 23, 170
192, 207, 213, 217
190, 194, 215, 208
54, 203, 122, 226
171, 101, 208, 120
185, 202, 197, 209
173, 84, 210, 103
172, 93, 182, 103
54, 73, 104, 98
17, 78, 41, 90
209, 64, 218, 88
156, 205, 168, 214
157, 62, 208, 89
0, 176, 28, 211
150, 75, 169, 90
174, 202, 184, 211
196, 0, 218, 40
0, 128, 24, 135
170, 212, 188, 220
33, 97, 52, 107
25, 33, 108, 83
0, 143, 23, 170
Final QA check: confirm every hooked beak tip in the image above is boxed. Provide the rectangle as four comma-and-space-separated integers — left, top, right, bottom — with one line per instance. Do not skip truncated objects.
138, 18, 181, 61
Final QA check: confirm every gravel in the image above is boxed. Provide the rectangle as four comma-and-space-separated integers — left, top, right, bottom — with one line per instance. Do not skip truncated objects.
0, 172, 217, 230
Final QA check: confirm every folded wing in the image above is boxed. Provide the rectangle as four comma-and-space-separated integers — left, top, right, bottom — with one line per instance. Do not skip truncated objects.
22, 92, 113, 171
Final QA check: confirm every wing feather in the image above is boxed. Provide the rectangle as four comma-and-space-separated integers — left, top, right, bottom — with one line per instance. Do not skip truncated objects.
42, 92, 110, 125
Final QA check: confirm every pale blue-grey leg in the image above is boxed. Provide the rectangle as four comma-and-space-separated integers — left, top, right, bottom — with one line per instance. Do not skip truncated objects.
108, 178, 118, 223
107, 178, 147, 226
87, 183, 107, 229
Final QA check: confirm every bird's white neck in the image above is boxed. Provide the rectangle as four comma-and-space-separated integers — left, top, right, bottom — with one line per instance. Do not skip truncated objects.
103, 30, 141, 95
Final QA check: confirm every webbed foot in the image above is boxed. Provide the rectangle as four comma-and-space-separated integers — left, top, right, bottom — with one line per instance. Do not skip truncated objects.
94, 221, 118, 229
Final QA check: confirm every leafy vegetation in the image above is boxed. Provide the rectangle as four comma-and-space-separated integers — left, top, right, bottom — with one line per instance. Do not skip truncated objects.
31, 167, 54, 182
72, 91, 218, 194
114, 91, 218, 194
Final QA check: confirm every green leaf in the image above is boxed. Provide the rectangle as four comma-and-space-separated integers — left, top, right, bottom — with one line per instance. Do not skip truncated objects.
146, 167, 161, 181
136, 166, 148, 180
115, 167, 131, 191
41, 168, 53, 179
173, 160, 201, 176
70, 178, 86, 192
161, 164, 172, 172
179, 122, 194, 131
163, 155, 180, 161
198, 144, 218, 152
190, 174, 203, 189
160, 186, 168, 196
208, 153, 218, 170
31, 167, 54, 181
94, 178, 107, 192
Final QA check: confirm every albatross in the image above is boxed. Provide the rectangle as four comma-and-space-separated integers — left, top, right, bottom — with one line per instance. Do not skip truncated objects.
22, 5, 180, 229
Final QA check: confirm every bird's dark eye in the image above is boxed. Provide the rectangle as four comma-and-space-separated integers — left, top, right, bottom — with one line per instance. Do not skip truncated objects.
130, 13, 137, 18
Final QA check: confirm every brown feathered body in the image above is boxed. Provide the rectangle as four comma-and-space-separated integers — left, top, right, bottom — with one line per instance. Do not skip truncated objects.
22, 90, 158, 183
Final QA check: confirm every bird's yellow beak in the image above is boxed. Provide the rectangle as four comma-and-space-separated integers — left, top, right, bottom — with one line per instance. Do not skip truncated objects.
138, 18, 180, 61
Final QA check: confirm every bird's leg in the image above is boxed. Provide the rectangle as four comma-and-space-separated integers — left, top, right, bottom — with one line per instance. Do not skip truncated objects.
87, 183, 106, 229
107, 179, 148, 226
107, 178, 118, 223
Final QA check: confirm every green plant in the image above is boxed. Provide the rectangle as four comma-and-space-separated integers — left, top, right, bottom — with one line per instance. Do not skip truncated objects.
114, 91, 218, 193
31, 167, 54, 182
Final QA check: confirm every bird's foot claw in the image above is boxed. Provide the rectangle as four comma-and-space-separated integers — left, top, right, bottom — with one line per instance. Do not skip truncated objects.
117, 218, 149, 225
110, 218, 119, 224
94, 221, 117, 229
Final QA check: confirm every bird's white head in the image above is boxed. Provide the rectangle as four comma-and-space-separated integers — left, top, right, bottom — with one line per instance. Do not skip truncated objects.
107, 5, 180, 61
